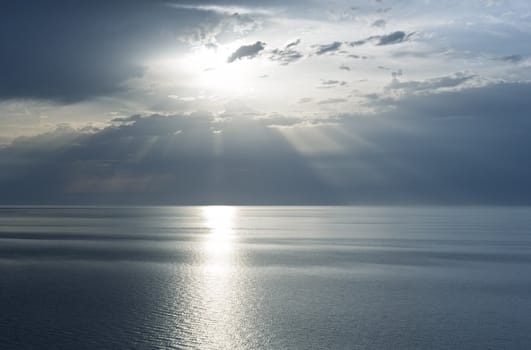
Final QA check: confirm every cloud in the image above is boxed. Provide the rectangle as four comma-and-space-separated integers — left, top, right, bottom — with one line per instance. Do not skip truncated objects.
387, 72, 477, 94
2, 82, 531, 205
500, 54, 524, 63
0, 1, 272, 102
286, 39, 301, 48
378, 31, 411, 45
315, 41, 342, 55
318, 98, 348, 104
371, 19, 386, 28
269, 50, 303, 64
375, 82, 531, 121
349, 31, 413, 47
0, 0, 210, 102
0, 113, 337, 204
319, 80, 348, 88
348, 54, 368, 59
111, 114, 142, 124
227, 41, 266, 62
333, 83, 531, 204
391, 69, 403, 78
168, 95, 196, 102
181, 11, 262, 49
269, 39, 303, 65
1, 0, 531, 205
168, 4, 274, 16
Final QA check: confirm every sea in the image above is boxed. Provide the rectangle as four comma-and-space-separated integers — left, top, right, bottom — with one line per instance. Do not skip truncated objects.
1, 206, 531, 349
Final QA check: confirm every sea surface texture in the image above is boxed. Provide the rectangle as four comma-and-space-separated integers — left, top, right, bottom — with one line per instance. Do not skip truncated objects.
1, 206, 531, 349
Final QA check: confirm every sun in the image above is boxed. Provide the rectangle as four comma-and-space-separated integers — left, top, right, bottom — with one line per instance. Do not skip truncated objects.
182, 45, 257, 93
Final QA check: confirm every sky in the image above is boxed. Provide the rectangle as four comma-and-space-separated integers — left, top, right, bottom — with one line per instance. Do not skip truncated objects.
1, 0, 530, 204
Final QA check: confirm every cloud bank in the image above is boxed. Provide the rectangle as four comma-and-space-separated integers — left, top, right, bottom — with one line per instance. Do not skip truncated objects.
1, 82, 530, 205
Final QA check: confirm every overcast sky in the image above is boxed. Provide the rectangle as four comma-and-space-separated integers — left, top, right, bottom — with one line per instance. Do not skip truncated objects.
1, 0, 530, 204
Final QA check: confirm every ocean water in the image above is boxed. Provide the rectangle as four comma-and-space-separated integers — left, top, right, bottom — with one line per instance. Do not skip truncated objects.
1, 206, 531, 350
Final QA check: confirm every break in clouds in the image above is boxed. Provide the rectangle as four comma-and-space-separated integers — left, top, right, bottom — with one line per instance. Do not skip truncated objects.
1, 0, 531, 204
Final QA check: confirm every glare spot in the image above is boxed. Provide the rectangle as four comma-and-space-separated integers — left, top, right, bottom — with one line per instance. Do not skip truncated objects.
203, 206, 236, 235
202, 206, 237, 272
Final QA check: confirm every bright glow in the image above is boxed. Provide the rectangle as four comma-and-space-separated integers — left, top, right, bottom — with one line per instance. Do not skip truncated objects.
180, 46, 255, 94
202, 206, 237, 271
203, 206, 236, 235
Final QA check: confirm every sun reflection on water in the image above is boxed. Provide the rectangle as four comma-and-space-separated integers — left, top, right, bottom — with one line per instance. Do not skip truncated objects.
204, 206, 236, 236
202, 206, 236, 271
196, 206, 244, 348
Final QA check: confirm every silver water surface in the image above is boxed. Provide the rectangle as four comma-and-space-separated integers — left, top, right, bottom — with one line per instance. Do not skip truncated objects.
1, 206, 531, 349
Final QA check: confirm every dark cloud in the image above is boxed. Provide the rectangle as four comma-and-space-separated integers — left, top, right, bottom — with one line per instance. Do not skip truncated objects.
391, 50, 438, 58
269, 39, 303, 65
378, 31, 411, 45
371, 19, 386, 28
286, 39, 301, 48
348, 54, 368, 59
315, 41, 342, 55
1, 83, 531, 204
318, 98, 348, 104
0, 1, 274, 102
500, 54, 524, 63
391, 69, 403, 78
350, 39, 369, 46
350, 31, 413, 47
111, 115, 143, 124
330, 83, 531, 204
339, 64, 351, 71
0, 0, 216, 103
377, 82, 531, 121
0, 113, 337, 204
227, 41, 266, 62
319, 80, 348, 88
387, 72, 476, 93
